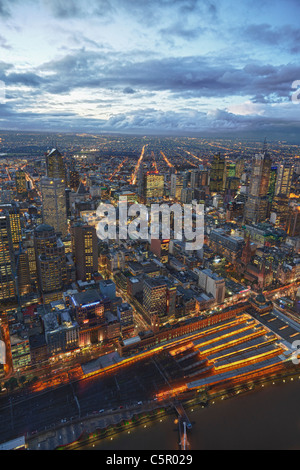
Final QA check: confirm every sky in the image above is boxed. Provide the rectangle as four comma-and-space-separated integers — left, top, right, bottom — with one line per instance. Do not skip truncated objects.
0, 0, 300, 140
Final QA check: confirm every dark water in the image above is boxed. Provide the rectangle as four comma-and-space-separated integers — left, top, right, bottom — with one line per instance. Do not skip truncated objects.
81, 376, 300, 450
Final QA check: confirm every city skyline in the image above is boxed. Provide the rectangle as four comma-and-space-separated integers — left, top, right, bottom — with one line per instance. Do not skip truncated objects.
0, 0, 300, 141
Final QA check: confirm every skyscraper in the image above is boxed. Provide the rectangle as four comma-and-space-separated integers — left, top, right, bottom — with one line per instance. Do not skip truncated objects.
170, 173, 184, 199
15, 170, 27, 197
46, 148, 66, 182
143, 172, 164, 201
41, 177, 68, 238
235, 157, 245, 179
209, 153, 226, 193
0, 203, 22, 250
267, 166, 278, 203
143, 276, 167, 328
244, 151, 272, 224
72, 223, 98, 282
34, 224, 67, 302
0, 210, 16, 301
274, 164, 294, 197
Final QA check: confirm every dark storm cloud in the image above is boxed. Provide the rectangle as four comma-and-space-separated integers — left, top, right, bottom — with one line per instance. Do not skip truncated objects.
35, 50, 300, 104
242, 23, 300, 54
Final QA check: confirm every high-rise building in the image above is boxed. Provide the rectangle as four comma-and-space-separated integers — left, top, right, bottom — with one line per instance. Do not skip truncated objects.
143, 172, 164, 201
271, 194, 290, 227
72, 223, 98, 282
235, 157, 245, 179
244, 151, 272, 224
209, 153, 226, 193
181, 187, 194, 204
267, 166, 278, 203
274, 164, 294, 197
286, 205, 300, 237
46, 148, 66, 182
23, 230, 38, 288
0, 203, 22, 250
143, 276, 167, 322
15, 170, 27, 197
17, 250, 31, 297
34, 224, 67, 301
0, 210, 16, 301
170, 173, 184, 199
41, 177, 68, 238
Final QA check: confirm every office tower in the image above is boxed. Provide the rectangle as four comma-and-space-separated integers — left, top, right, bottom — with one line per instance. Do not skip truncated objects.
170, 173, 184, 199
143, 276, 167, 324
0, 211, 16, 301
0, 203, 22, 250
23, 231, 38, 288
69, 170, 80, 191
244, 150, 272, 224
72, 223, 98, 282
34, 224, 67, 301
143, 172, 164, 201
223, 162, 236, 190
209, 153, 225, 193
41, 177, 68, 238
46, 148, 66, 181
271, 194, 290, 227
17, 250, 31, 296
15, 170, 27, 197
286, 205, 300, 237
181, 187, 194, 204
267, 166, 278, 203
235, 158, 245, 179
190, 169, 200, 189
274, 164, 294, 197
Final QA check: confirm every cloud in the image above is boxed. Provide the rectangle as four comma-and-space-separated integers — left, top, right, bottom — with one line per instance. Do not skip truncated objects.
123, 87, 136, 94
241, 23, 300, 54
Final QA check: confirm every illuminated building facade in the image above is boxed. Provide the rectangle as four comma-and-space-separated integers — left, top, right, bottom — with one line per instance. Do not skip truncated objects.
170, 173, 184, 199
209, 153, 225, 193
41, 177, 68, 238
143, 276, 168, 322
0, 203, 22, 250
275, 164, 294, 197
15, 170, 27, 197
143, 172, 164, 201
244, 151, 272, 224
34, 224, 67, 301
0, 211, 16, 301
72, 223, 98, 282
46, 148, 66, 181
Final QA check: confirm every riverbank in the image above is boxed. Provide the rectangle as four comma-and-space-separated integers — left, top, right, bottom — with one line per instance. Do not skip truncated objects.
25, 364, 300, 450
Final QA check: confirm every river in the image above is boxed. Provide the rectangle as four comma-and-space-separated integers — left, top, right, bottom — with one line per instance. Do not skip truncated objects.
80, 376, 300, 450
